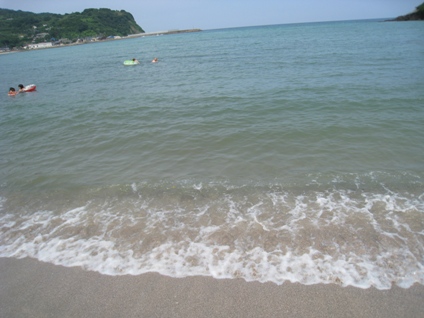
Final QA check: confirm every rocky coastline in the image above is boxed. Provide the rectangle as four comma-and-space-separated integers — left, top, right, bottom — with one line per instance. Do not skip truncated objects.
388, 2, 424, 21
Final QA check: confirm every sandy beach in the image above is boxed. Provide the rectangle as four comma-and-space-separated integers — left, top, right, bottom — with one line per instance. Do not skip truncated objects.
0, 257, 423, 318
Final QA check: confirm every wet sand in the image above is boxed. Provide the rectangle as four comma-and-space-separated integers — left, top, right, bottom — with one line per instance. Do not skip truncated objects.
1, 257, 423, 318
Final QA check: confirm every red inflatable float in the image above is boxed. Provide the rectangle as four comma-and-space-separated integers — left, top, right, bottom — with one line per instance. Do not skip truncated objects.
22, 84, 36, 92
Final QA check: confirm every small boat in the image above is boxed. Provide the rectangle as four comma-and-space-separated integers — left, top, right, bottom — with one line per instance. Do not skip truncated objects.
22, 84, 36, 92
123, 60, 140, 66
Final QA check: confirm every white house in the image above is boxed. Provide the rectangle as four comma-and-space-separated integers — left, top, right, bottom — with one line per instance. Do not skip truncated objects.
26, 42, 53, 49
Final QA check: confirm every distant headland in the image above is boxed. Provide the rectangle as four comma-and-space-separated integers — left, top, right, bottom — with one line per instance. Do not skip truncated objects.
0, 8, 201, 53
388, 2, 424, 21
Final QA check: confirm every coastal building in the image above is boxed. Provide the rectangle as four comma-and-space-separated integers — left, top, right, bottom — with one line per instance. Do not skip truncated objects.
25, 42, 53, 49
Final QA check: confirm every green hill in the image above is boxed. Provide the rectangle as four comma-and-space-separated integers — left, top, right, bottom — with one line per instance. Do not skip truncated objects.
0, 8, 144, 48
392, 2, 424, 21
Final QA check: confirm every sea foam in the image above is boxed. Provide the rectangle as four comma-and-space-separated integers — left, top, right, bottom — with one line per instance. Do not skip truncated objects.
1, 183, 423, 290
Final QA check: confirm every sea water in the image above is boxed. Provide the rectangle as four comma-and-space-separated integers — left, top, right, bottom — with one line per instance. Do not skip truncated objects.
1, 20, 424, 290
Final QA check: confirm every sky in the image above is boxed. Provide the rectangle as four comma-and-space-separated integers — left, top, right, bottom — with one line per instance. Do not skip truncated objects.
0, 0, 422, 32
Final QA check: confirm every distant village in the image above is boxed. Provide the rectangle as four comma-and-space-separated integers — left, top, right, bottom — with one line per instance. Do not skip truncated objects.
1, 35, 121, 53
1, 27, 201, 53
21, 32, 125, 50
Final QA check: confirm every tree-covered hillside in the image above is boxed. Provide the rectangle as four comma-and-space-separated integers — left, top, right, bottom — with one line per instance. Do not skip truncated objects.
0, 8, 144, 48
392, 2, 424, 21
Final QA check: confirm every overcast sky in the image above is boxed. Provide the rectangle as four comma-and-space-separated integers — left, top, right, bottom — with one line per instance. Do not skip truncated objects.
0, 0, 421, 32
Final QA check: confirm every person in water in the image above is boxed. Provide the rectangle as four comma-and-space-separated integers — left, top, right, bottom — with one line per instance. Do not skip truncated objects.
152, 57, 158, 63
132, 58, 140, 64
18, 84, 25, 92
8, 87, 17, 96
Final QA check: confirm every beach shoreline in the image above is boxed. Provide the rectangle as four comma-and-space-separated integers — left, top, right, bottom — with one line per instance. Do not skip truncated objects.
0, 29, 201, 55
1, 257, 423, 318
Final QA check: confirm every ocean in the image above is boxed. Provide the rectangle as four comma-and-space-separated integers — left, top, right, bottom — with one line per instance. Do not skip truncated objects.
1, 19, 423, 290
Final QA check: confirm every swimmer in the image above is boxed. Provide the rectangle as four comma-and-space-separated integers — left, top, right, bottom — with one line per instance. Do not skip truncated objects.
8, 87, 17, 96
152, 57, 158, 63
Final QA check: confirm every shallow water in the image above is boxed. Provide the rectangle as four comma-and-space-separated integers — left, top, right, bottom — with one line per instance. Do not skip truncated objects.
1, 20, 424, 289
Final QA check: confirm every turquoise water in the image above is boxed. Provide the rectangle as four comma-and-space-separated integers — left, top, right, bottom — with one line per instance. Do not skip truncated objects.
1, 20, 424, 289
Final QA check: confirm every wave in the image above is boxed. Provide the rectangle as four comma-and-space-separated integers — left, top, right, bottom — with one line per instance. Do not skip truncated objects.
1, 172, 423, 290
